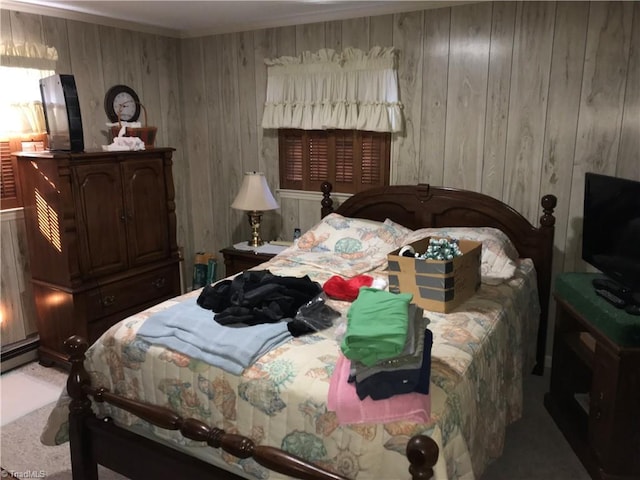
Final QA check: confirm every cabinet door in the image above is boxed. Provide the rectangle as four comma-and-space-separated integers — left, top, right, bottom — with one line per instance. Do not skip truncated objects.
120, 158, 170, 266
590, 344, 640, 475
589, 343, 623, 471
73, 162, 129, 277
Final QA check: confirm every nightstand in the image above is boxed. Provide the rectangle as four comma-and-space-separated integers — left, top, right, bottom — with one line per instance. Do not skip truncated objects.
544, 273, 640, 480
220, 247, 277, 276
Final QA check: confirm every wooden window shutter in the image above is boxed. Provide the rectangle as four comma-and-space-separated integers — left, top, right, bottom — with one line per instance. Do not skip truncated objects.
307, 131, 329, 191
279, 129, 303, 190
334, 131, 354, 185
278, 129, 389, 194
1, 134, 47, 210
360, 131, 386, 186
1, 139, 22, 209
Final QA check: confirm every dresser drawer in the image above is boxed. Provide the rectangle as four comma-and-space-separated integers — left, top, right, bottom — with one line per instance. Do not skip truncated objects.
85, 265, 180, 323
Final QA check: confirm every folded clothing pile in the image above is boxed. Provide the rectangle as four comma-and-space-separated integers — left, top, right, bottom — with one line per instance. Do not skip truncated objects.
349, 305, 432, 400
340, 288, 413, 366
329, 287, 433, 423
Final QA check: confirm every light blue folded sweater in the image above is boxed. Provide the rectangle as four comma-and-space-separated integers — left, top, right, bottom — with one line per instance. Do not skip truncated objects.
136, 299, 292, 375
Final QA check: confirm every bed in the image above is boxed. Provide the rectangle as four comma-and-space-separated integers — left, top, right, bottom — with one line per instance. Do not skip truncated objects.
42, 182, 557, 480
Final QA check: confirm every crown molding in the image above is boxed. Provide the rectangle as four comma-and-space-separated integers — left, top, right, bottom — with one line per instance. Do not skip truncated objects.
2, 0, 182, 38
180, 1, 468, 39
2, 1, 477, 39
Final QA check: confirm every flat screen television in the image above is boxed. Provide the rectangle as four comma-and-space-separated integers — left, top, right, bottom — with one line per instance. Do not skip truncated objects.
39, 74, 84, 152
582, 172, 640, 293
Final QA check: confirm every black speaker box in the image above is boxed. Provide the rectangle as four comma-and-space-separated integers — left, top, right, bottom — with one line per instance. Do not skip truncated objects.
39, 74, 84, 152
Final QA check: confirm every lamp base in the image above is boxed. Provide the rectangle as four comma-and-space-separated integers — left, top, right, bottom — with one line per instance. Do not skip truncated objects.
246, 210, 264, 247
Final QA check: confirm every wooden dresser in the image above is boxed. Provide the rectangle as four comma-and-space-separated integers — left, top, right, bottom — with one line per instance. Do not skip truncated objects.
15, 148, 181, 367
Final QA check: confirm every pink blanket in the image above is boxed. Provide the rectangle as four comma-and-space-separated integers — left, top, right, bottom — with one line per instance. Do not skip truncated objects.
327, 353, 431, 425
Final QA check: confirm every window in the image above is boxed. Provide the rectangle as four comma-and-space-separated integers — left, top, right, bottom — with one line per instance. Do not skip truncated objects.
1, 65, 52, 210
278, 129, 390, 194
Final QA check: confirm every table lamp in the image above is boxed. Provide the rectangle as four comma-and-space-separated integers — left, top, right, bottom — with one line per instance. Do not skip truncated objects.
231, 172, 279, 247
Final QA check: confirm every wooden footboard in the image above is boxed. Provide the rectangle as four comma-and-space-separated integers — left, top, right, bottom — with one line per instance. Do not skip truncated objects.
65, 336, 439, 480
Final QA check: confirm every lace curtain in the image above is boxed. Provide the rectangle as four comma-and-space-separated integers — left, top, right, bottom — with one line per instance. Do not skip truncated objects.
0, 41, 57, 136
261, 46, 403, 133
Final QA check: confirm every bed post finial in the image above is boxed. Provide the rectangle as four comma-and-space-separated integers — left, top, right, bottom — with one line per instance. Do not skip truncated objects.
321, 181, 333, 218
65, 335, 91, 410
407, 434, 439, 479
540, 194, 557, 227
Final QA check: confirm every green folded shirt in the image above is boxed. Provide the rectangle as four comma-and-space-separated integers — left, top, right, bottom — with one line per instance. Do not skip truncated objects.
352, 305, 428, 381
340, 287, 413, 366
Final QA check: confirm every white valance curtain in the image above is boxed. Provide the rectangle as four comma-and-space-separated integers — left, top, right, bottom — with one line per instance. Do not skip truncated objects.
261, 46, 403, 133
0, 40, 58, 65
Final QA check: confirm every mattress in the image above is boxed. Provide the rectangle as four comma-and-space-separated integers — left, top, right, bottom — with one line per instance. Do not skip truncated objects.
42, 249, 539, 480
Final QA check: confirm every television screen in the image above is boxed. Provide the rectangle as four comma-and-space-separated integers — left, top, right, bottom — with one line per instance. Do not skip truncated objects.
582, 172, 640, 292
39, 74, 84, 152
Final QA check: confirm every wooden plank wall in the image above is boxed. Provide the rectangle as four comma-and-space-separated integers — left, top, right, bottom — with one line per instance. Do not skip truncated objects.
178, 0, 639, 283
1, 2, 639, 353
0, 210, 37, 344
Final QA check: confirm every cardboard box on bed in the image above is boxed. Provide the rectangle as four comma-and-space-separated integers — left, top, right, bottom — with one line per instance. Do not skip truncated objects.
387, 237, 482, 313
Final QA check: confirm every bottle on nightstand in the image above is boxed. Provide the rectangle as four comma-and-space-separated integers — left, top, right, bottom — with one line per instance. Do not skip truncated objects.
193, 252, 215, 289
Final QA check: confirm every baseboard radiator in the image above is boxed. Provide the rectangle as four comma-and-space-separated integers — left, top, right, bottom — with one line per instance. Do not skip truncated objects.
1, 336, 39, 373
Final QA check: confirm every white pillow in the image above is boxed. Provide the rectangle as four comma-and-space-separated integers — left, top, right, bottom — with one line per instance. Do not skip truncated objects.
283, 213, 409, 277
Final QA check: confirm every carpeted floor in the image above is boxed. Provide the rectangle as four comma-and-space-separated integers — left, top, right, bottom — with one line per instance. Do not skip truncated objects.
0, 361, 590, 479
1, 369, 61, 426
0, 362, 127, 480
480, 369, 590, 479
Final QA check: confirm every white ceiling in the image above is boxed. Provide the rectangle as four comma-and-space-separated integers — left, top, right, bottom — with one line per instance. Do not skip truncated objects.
3, 1, 462, 38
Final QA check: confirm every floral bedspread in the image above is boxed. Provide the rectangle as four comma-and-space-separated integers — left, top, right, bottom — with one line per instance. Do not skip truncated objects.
42, 253, 539, 480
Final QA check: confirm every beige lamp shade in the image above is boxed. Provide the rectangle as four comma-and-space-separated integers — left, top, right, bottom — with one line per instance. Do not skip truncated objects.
231, 172, 279, 211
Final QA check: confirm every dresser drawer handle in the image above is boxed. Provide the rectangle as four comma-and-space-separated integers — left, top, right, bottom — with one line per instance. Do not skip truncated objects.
101, 295, 116, 307
152, 277, 166, 289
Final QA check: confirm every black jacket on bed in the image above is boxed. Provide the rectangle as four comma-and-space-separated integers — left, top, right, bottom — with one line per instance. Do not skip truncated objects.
197, 270, 325, 331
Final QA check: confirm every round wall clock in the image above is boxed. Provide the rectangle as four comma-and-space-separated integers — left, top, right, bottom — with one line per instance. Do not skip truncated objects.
104, 85, 141, 122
